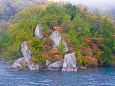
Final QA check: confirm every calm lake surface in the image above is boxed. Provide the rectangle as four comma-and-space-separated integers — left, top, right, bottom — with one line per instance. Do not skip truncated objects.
0, 63, 115, 86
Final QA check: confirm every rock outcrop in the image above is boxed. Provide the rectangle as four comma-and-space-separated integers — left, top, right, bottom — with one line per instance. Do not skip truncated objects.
35, 25, 43, 38
12, 42, 39, 71
48, 61, 63, 71
11, 26, 79, 72
46, 60, 52, 67
62, 53, 77, 72
12, 58, 23, 67
29, 63, 39, 71
50, 31, 68, 52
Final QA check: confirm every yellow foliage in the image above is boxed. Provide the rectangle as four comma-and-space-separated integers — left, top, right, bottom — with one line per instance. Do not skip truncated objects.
8, 23, 13, 28
48, 0, 55, 4
96, 51, 104, 56
30, 57, 38, 63
40, 4, 47, 10
101, 16, 106, 19
107, 18, 111, 22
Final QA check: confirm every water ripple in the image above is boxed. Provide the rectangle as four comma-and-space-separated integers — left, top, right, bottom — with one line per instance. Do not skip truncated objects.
0, 63, 115, 86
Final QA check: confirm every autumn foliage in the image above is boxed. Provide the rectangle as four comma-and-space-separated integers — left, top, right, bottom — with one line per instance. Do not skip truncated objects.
83, 13, 88, 19
0, 2, 114, 67
85, 56, 98, 66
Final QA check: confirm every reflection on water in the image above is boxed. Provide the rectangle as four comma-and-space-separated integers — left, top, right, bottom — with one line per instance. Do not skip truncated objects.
0, 63, 115, 86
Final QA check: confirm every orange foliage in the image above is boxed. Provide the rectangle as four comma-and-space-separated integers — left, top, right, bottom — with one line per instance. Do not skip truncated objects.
53, 26, 62, 32
43, 29, 52, 37
54, 54, 63, 61
83, 36, 104, 59
42, 49, 62, 61
84, 36, 104, 48
81, 47, 92, 56
85, 56, 98, 66
97, 44, 104, 47
92, 37, 104, 42
30, 57, 38, 64
83, 36, 93, 44
101, 16, 106, 19
83, 13, 88, 18
91, 44, 98, 49
46, 39, 54, 45
50, 49, 58, 54
48, 0, 55, 4
8, 23, 13, 28
77, 4, 84, 12
1, 48, 4, 54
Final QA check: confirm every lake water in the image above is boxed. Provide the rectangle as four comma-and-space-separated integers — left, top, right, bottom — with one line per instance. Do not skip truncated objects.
0, 63, 115, 86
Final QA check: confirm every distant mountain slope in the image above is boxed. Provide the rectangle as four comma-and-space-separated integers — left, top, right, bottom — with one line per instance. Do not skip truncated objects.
0, 0, 48, 20
0, 0, 48, 36
111, 9, 115, 15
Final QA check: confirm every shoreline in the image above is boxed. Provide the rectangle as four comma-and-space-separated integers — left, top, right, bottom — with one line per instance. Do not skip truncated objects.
2, 62, 114, 72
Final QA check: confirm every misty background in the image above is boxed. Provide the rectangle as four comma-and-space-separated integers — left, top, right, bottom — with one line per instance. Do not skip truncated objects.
49, 0, 115, 14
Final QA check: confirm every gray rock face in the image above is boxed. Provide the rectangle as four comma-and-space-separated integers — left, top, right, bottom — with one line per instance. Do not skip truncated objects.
5, 66, 30, 71
12, 58, 24, 68
20, 42, 33, 70
21, 42, 33, 60
48, 61, 62, 68
35, 25, 43, 38
50, 31, 68, 52
48, 61, 63, 70
46, 60, 52, 67
62, 53, 77, 72
29, 63, 39, 71
12, 42, 39, 71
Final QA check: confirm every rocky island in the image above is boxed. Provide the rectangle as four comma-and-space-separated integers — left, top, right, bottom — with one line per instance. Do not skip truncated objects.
7, 25, 78, 72
0, 2, 115, 72
0, 0, 115, 86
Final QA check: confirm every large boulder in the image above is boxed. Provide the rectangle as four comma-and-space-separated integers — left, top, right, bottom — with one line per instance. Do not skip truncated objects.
29, 63, 39, 71
12, 58, 24, 67
50, 31, 68, 52
62, 53, 77, 72
5, 66, 30, 71
35, 25, 43, 38
12, 42, 39, 71
46, 60, 52, 67
48, 61, 63, 71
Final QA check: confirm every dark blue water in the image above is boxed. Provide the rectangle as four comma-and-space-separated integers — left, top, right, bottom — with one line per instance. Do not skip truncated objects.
0, 63, 115, 86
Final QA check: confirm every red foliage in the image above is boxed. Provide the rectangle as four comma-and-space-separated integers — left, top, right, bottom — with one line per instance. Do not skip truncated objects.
84, 36, 104, 50
43, 29, 52, 37
97, 44, 104, 47
54, 54, 63, 61
53, 26, 61, 29
20, 61, 24, 64
91, 44, 98, 49
1, 48, 4, 54
43, 49, 59, 59
53, 26, 62, 32
45, 39, 54, 45
92, 38, 100, 40
49, 39, 53, 43
81, 47, 92, 56
83, 13, 88, 18
72, 47, 75, 51
85, 56, 98, 66
92, 37, 104, 42
83, 37, 93, 44
84, 39, 93, 44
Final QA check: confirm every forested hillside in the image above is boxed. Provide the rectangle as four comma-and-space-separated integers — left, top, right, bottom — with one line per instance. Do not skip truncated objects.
0, 0, 48, 36
0, 2, 115, 67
